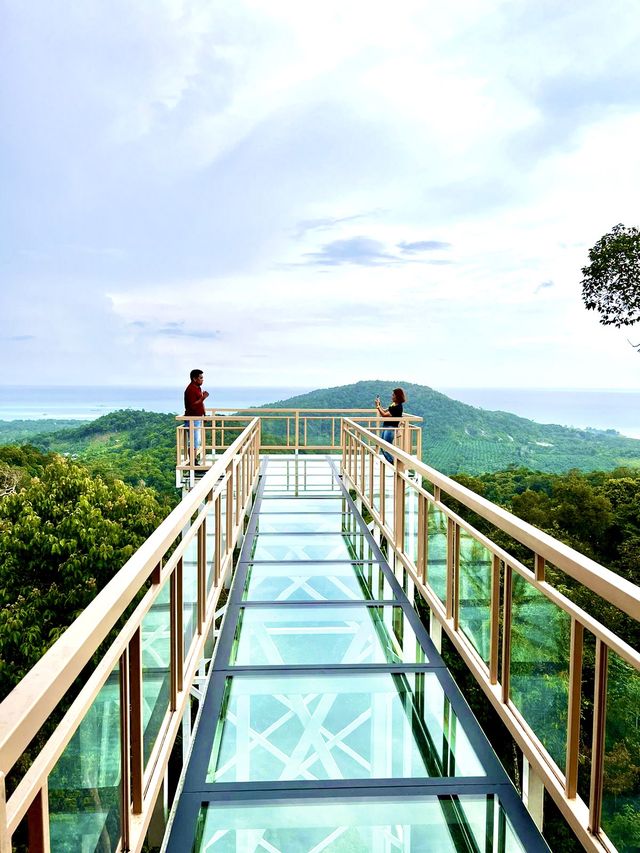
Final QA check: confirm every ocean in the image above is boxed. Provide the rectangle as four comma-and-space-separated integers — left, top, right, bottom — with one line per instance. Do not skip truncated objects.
439, 387, 640, 439
0, 385, 639, 439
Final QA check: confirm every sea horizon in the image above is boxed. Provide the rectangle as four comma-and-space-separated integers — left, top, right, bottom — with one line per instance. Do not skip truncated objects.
0, 384, 639, 439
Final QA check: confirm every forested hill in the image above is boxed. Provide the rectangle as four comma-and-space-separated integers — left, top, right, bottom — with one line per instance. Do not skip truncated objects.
266, 380, 640, 475
8, 381, 640, 478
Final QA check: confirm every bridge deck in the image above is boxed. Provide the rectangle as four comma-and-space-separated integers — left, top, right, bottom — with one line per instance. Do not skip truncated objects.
164, 456, 548, 852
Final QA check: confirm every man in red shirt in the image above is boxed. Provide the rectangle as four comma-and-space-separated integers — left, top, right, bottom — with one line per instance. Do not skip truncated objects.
184, 369, 209, 459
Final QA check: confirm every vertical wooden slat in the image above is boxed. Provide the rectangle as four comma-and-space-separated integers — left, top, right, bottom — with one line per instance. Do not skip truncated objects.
215, 496, 222, 585
535, 554, 546, 582
446, 517, 455, 621
368, 450, 374, 506
26, 783, 50, 853
489, 555, 501, 685
360, 440, 365, 491
129, 628, 143, 814
565, 619, 584, 799
119, 651, 131, 851
589, 639, 609, 833
176, 558, 184, 692
0, 772, 9, 853
452, 524, 461, 630
150, 560, 161, 585
394, 470, 405, 550
226, 472, 234, 559
197, 521, 206, 633
501, 564, 513, 702
417, 493, 427, 584
380, 461, 386, 526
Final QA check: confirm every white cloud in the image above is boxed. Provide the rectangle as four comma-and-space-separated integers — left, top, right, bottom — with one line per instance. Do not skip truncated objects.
2, 0, 640, 390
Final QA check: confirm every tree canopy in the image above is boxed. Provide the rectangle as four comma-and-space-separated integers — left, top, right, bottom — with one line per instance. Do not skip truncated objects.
581, 223, 640, 328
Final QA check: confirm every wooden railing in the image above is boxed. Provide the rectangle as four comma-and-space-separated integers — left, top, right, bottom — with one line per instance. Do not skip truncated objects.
177, 408, 422, 471
0, 419, 261, 853
341, 418, 640, 853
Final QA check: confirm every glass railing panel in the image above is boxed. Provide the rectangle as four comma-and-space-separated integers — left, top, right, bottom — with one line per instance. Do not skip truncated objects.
141, 580, 171, 765
193, 794, 529, 852
182, 536, 198, 660
403, 487, 419, 564
256, 513, 349, 533
458, 530, 493, 665
510, 574, 570, 771
229, 605, 425, 666
251, 533, 374, 562
427, 504, 448, 606
242, 561, 393, 602
208, 671, 486, 782
259, 497, 344, 513
48, 670, 121, 852
601, 651, 640, 853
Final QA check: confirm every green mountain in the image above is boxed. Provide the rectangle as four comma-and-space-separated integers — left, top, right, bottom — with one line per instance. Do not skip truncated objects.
266, 380, 640, 475
8, 380, 640, 480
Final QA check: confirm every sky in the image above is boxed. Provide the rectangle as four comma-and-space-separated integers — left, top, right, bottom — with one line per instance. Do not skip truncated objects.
2, 0, 640, 390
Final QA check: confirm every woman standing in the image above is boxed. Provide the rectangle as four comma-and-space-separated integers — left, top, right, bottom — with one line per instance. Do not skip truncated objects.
375, 387, 406, 462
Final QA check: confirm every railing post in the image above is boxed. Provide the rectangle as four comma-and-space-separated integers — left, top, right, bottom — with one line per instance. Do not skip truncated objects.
119, 649, 131, 851
129, 628, 143, 815
501, 563, 513, 702
565, 618, 584, 799
26, 783, 50, 853
295, 411, 300, 454
417, 493, 427, 584
0, 772, 8, 853
197, 521, 206, 632
489, 555, 501, 685
589, 639, 609, 833
523, 758, 545, 831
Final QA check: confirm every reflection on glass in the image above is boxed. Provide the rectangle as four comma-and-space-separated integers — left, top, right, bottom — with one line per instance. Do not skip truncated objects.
427, 505, 447, 605
260, 498, 344, 513
602, 651, 640, 853
141, 581, 171, 764
230, 605, 424, 666
510, 575, 570, 771
256, 513, 349, 533
49, 672, 121, 852
251, 533, 373, 562
208, 672, 485, 782
243, 561, 393, 602
194, 794, 528, 852
458, 530, 493, 665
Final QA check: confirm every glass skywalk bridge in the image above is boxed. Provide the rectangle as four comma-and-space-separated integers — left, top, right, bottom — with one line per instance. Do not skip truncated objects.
2, 413, 639, 853
163, 456, 547, 852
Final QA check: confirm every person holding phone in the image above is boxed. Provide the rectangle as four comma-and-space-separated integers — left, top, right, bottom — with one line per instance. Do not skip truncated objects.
375, 388, 406, 463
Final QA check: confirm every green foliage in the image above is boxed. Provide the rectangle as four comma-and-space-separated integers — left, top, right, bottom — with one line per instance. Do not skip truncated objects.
27, 410, 179, 500
0, 453, 166, 699
267, 380, 640, 475
0, 419, 86, 444
581, 223, 640, 328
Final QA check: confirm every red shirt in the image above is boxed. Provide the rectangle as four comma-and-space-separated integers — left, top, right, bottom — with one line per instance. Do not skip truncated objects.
184, 382, 206, 416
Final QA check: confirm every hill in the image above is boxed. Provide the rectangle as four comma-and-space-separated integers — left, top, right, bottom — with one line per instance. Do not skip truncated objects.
266, 380, 640, 475
8, 381, 640, 479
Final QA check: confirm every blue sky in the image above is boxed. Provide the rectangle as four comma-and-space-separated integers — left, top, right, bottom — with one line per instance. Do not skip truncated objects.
2, 0, 640, 389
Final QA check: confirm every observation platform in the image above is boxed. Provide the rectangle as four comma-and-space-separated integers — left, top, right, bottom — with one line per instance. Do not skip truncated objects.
163, 455, 547, 852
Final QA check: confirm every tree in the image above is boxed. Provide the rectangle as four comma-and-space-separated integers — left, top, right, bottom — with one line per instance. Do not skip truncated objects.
581, 223, 640, 330
0, 456, 166, 699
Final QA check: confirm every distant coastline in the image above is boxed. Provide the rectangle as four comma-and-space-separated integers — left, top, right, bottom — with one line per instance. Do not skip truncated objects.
0, 384, 639, 440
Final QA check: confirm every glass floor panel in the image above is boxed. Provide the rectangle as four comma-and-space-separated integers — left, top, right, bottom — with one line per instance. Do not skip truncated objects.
259, 498, 345, 513
193, 794, 527, 853
242, 561, 395, 602
230, 605, 426, 666
250, 533, 375, 562
208, 672, 486, 782
256, 513, 351, 533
